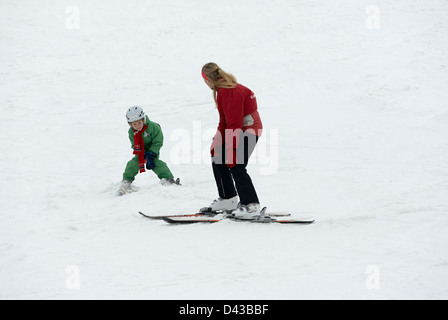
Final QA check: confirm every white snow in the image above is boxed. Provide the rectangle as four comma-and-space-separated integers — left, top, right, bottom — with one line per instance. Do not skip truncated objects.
1, 0, 448, 300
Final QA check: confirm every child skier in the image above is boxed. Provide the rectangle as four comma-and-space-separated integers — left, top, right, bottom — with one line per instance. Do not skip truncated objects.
117, 106, 180, 195
201, 63, 263, 219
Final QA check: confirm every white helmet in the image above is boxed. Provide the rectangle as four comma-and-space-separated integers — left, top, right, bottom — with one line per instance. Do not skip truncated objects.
126, 106, 145, 123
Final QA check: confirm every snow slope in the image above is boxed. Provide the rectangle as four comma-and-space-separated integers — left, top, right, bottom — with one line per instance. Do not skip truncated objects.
1, 0, 447, 299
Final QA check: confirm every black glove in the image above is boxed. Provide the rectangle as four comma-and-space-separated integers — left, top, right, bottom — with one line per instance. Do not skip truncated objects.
145, 151, 157, 170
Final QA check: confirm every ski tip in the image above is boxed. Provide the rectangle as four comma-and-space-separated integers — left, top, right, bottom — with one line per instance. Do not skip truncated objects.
138, 211, 152, 219
162, 217, 186, 224
162, 217, 200, 224
139, 211, 167, 220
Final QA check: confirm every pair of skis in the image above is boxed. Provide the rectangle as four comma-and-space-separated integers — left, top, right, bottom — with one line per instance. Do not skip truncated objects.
139, 208, 314, 225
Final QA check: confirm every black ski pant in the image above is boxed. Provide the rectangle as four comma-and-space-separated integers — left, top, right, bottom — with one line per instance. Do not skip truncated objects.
211, 132, 259, 205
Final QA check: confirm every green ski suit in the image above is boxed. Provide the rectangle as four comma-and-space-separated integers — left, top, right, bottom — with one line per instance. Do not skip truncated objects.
123, 116, 174, 182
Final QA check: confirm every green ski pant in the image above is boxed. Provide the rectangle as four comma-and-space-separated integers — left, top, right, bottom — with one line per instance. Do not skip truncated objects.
123, 155, 174, 182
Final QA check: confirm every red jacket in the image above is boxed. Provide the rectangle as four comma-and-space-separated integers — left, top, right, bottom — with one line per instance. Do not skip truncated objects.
212, 84, 263, 161
216, 84, 262, 136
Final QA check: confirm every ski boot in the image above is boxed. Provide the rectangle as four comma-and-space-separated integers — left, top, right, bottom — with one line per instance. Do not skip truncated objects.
161, 178, 181, 186
117, 180, 133, 196
232, 203, 264, 220
200, 195, 239, 213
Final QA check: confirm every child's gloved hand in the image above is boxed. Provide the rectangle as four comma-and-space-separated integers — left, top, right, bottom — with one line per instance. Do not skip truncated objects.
145, 151, 157, 170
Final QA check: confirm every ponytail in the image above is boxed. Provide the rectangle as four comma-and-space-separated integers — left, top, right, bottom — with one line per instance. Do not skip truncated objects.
202, 63, 237, 107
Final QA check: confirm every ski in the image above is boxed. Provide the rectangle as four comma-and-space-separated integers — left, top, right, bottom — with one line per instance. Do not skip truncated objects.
161, 215, 314, 224
138, 210, 291, 220
138, 211, 215, 220
162, 216, 222, 224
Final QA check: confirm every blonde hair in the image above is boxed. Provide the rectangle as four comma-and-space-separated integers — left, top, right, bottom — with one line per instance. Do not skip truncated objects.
202, 62, 237, 106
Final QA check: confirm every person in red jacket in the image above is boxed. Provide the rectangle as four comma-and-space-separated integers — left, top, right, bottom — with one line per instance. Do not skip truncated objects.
201, 62, 263, 219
